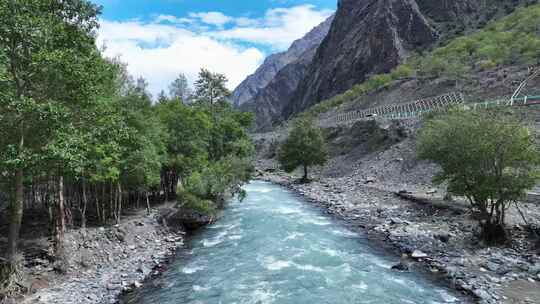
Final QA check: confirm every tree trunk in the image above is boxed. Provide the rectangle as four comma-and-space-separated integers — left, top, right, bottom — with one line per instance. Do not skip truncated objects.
53, 176, 67, 272
146, 192, 151, 215
81, 180, 88, 229
7, 169, 24, 264
110, 182, 115, 223
95, 185, 101, 223
116, 183, 122, 224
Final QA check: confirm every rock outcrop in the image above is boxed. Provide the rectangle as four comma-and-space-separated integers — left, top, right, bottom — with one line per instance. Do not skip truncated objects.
231, 15, 333, 108
239, 47, 318, 131
159, 206, 216, 231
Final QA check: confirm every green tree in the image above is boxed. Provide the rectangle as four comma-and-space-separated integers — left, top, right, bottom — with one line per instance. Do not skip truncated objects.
156, 100, 211, 200
169, 73, 191, 102
193, 68, 231, 106
0, 0, 103, 272
418, 109, 540, 243
278, 116, 328, 182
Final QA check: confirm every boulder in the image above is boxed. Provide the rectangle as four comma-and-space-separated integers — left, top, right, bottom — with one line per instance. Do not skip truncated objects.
411, 250, 428, 259
159, 206, 215, 231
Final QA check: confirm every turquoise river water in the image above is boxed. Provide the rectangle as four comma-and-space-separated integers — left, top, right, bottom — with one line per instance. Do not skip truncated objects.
123, 181, 465, 304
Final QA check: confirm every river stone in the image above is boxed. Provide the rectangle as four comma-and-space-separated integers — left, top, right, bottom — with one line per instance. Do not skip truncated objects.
435, 233, 451, 243
391, 262, 409, 272
411, 250, 428, 259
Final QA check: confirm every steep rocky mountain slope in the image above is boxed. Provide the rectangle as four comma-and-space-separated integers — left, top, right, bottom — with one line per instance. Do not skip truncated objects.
282, 0, 536, 119
231, 15, 334, 108
239, 45, 318, 131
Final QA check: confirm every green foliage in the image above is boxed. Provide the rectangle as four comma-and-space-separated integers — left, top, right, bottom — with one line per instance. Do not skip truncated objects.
155, 100, 211, 179
0, 1, 255, 274
418, 109, 540, 241
176, 188, 217, 215
158, 70, 255, 210
169, 73, 192, 102
416, 4, 540, 75
184, 157, 253, 201
278, 116, 328, 181
306, 64, 413, 116
193, 68, 231, 105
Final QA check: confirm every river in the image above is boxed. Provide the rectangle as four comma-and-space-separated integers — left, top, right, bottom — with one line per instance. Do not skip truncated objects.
123, 181, 464, 304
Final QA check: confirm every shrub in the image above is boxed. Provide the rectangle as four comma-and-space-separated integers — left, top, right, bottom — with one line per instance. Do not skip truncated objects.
390, 65, 414, 79
184, 157, 253, 201
418, 109, 540, 243
176, 188, 217, 215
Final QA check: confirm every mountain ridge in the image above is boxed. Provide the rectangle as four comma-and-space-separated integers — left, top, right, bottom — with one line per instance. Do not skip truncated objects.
231, 15, 334, 108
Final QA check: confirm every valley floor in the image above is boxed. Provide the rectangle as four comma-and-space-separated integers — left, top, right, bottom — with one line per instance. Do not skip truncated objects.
257, 165, 540, 304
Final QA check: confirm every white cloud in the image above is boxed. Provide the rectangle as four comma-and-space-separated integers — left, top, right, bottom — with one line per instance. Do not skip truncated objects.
154, 14, 193, 24
189, 11, 233, 27
214, 5, 333, 50
96, 5, 334, 97
98, 21, 264, 96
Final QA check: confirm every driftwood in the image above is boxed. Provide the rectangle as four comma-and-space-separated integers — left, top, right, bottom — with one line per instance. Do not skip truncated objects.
394, 190, 467, 213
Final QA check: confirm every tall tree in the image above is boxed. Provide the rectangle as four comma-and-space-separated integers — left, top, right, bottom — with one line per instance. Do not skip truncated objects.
156, 101, 211, 199
0, 0, 104, 271
278, 116, 328, 182
193, 68, 231, 106
135, 76, 151, 99
169, 73, 191, 102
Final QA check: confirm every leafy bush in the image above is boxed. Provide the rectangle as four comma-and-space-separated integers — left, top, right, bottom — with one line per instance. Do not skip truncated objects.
176, 188, 217, 215
390, 65, 414, 79
184, 157, 254, 201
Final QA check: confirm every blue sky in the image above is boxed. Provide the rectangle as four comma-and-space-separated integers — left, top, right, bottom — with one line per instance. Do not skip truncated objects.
91, 0, 336, 96
93, 0, 335, 23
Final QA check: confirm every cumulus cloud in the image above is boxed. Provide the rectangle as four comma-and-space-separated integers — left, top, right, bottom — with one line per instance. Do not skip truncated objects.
96, 5, 334, 97
213, 5, 334, 49
98, 21, 264, 96
189, 11, 233, 27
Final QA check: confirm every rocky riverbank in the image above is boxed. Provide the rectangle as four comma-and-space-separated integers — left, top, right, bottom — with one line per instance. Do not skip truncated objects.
258, 170, 540, 304
13, 207, 184, 304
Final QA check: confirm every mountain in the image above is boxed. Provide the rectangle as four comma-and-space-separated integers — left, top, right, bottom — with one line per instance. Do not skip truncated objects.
282, 0, 534, 119
239, 46, 319, 131
231, 15, 334, 108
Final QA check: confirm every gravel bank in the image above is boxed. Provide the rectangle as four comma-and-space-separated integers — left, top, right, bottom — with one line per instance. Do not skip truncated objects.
258, 170, 540, 304
16, 209, 183, 304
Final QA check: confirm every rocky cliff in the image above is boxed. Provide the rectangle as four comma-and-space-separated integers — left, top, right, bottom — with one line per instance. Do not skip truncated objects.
232, 15, 334, 107
239, 47, 318, 131
282, 0, 534, 119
